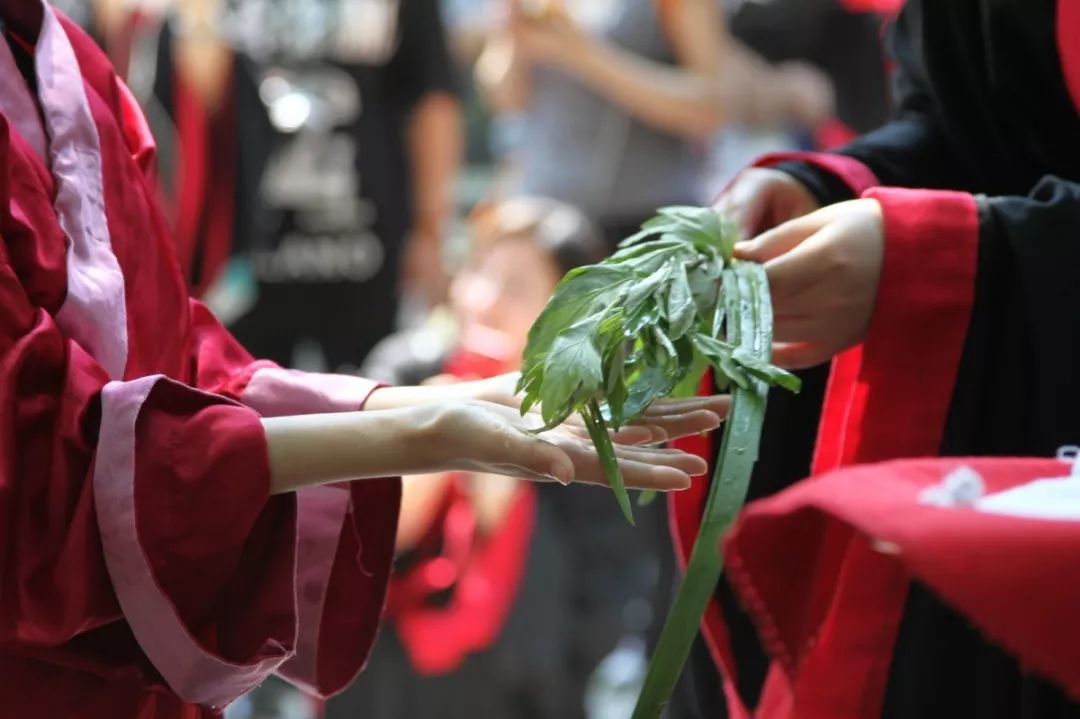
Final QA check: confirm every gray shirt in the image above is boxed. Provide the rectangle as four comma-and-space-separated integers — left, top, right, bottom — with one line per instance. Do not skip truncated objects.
518, 0, 706, 222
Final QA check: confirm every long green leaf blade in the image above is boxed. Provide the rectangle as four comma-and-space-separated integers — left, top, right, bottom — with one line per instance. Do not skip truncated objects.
631, 262, 772, 719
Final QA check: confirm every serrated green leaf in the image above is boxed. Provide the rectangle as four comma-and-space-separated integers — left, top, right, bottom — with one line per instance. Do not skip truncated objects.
619, 215, 684, 247
688, 258, 724, 317
654, 206, 725, 250
652, 326, 678, 369
523, 265, 633, 366
665, 262, 696, 339
604, 340, 630, 426
539, 320, 604, 425
719, 355, 751, 390
623, 366, 676, 420
625, 303, 662, 340
716, 214, 740, 261
626, 262, 673, 316
731, 346, 802, 393
608, 238, 685, 266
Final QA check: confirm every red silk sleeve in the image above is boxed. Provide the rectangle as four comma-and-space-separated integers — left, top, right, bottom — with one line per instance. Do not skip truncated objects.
0, 245, 298, 707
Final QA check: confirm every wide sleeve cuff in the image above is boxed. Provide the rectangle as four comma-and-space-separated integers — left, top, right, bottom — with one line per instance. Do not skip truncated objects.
846, 187, 980, 463
239, 368, 399, 696
752, 151, 881, 204
241, 367, 383, 417
277, 479, 401, 697
94, 376, 401, 706
93, 376, 295, 708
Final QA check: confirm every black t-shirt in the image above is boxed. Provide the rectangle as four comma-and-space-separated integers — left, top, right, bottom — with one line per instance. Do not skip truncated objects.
226, 0, 461, 369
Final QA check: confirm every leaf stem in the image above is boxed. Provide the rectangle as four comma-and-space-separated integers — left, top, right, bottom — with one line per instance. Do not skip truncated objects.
584, 399, 635, 526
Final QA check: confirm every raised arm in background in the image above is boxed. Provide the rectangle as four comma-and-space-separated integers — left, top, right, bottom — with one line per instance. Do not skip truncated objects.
476, 0, 834, 140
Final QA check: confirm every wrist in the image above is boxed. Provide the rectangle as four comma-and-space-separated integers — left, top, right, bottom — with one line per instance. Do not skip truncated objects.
413, 401, 470, 472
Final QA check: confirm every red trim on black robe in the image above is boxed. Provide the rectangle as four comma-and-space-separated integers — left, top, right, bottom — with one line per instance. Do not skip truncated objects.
673, 151, 981, 715
738, 186, 979, 718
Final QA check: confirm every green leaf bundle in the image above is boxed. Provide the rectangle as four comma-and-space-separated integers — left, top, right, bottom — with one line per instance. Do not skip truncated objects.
517, 207, 798, 522
516, 206, 800, 717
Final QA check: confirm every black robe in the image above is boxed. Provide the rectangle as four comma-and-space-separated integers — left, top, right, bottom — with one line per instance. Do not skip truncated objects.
677, 1, 1080, 716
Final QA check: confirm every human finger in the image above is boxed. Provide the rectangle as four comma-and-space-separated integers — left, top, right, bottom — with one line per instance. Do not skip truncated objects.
734, 213, 823, 265
643, 395, 731, 417
610, 443, 709, 476
771, 341, 831, 370
637, 410, 724, 443
494, 430, 577, 485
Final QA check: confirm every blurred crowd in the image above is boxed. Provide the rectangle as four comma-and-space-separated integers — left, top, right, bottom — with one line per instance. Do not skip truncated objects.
52, 1, 896, 717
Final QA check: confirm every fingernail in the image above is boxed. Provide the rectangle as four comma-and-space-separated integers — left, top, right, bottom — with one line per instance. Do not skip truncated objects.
551, 465, 572, 486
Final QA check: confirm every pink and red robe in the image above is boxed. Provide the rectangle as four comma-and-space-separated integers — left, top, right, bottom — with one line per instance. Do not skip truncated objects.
0, 4, 399, 717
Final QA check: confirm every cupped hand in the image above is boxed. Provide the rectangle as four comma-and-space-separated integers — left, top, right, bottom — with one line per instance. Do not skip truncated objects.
426, 400, 708, 491
713, 167, 821, 241
735, 198, 885, 369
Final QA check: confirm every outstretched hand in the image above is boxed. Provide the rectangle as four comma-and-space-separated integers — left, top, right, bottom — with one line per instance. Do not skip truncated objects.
425, 400, 713, 491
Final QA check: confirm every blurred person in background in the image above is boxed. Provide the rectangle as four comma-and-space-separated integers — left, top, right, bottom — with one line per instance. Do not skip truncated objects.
328, 197, 689, 719
475, 0, 836, 250
146, 0, 275, 300
54, 1, 276, 304
222, 0, 464, 371
702, 0, 893, 191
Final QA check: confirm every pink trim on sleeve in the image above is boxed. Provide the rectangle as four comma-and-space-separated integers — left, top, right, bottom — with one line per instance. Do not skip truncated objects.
276, 486, 352, 694
753, 151, 881, 197
242, 367, 383, 417
94, 376, 291, 709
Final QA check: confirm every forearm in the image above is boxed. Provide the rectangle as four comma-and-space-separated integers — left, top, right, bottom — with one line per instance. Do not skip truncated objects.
262, 408, 438, 494
573, 38, 726, 140
408, 92, 463, 235
723, 45, 817, 130
364, 382, 472, 411
476, 33, 531, 114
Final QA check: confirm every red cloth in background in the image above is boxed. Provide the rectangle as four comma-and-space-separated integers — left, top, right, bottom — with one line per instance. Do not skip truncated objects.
386, 346, 538, 676
172, 58, 237, 296
389, 481, 537, 675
